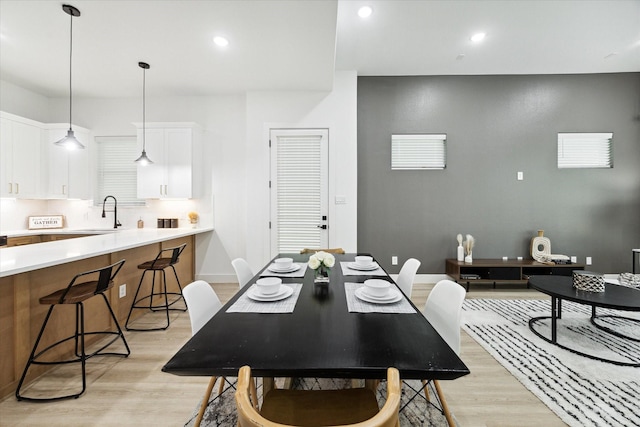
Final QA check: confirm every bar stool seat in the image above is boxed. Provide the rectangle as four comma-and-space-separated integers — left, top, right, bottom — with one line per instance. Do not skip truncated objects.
16, 259, 130, 402
125, 243, 187, 331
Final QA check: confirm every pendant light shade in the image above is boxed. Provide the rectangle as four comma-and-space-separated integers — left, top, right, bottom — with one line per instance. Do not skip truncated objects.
135, 62, 153, 165
54, 4, 85, 150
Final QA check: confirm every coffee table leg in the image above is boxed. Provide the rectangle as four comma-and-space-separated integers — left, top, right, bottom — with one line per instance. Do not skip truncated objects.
557, 298, 562, 319
591, 305, 596, 318
551, 297, 557, 343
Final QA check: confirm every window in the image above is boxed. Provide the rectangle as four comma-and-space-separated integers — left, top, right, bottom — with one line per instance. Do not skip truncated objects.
95, 136, 145, 206
557, 132, 613, 169
391, 134, 446, 170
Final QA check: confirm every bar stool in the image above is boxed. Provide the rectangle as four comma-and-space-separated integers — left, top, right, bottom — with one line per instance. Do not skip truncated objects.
125, 243, 187, 331
16, 259, 130, 402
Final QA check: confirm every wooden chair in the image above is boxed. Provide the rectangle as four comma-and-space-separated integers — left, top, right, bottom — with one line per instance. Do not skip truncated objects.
16, 259, 130, 401
300, 248, 346, 254
235, 366, 401, 427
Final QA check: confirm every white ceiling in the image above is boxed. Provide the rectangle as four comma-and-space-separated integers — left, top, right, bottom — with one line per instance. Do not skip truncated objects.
1, 0, 639, 99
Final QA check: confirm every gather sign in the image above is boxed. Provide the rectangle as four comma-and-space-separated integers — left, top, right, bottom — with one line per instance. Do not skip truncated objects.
28, 215, 64, 230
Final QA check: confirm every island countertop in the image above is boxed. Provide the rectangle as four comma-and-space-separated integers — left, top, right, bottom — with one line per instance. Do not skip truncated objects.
0, 227, 213, 278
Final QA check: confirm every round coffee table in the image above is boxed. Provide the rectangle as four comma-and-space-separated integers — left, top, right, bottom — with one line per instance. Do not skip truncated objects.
528, 275, 640, 367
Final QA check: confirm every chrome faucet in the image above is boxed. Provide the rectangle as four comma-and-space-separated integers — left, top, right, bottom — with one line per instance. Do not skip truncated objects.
102, 195, 122, 229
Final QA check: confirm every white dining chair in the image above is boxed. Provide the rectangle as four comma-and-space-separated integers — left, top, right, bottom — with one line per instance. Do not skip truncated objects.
182, 280, 224, 427
421, 279, 466, 426
232, 258, 254, 288
396, 258, 421, 298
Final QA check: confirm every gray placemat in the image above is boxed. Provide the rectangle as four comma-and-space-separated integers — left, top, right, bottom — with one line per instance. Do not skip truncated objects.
340, 261, 387, 276
260, 262, 308, 278
226, 283, 303, 313
344, 282, 415, 313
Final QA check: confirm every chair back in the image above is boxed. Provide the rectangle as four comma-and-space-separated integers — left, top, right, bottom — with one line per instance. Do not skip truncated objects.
232, 258, 254, 288
183, 280, 223, 336
235, 366, 401, 427
300, 248, 345, 254
396, 258, 421, 298
423, 279, 466, 355
59, 259, 126, 303
150, 243, 187, 268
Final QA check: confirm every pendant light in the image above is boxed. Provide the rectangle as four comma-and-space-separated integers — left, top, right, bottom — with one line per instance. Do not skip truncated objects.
54, 4, 85, 150
134, 62, 153, 165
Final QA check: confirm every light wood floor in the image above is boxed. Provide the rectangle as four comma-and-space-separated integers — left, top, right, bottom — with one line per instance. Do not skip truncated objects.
0, 283, 567, 426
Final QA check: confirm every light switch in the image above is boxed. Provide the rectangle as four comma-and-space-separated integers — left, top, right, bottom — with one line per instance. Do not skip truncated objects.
517, 171, 524, 181
335, 196, 346, 204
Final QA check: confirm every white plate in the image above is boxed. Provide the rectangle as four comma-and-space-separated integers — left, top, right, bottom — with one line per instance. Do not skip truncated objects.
247, 285, 294, 302
347, 262, 379, 271
355, 287, 402, 304
267, 264, 301, 273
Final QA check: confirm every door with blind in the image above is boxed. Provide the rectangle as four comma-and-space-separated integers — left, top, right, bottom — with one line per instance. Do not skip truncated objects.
270, 129, 329, 257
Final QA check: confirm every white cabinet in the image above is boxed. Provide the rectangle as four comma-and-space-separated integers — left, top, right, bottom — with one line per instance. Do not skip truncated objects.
135, 123, 202, 199
46, 124, 92, 199
0, 113, 44, 198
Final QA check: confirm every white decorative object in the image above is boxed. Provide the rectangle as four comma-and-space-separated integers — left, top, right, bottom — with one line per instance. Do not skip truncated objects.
573, 271, 605, 292
28, 215, 64, 230
456, 233, 464, 262
463, 234, 475, 264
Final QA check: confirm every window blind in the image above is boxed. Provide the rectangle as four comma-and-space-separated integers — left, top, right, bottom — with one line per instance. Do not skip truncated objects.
96, 136, 145, 207
276, 134, 322, 252
557, 132, 613, 169
391, 134, 447, 170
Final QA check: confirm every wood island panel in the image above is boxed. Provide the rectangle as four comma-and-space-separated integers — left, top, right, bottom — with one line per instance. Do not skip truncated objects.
0, 235, 195, 399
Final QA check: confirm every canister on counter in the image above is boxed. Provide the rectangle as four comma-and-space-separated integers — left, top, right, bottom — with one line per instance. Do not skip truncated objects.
171, 218, 179, 228
163, 219, 171, 228
157, 218, 164, 228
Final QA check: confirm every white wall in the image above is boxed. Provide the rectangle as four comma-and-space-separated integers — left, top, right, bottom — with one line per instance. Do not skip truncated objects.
1, 71, 358, 282
243, 70, 358, 274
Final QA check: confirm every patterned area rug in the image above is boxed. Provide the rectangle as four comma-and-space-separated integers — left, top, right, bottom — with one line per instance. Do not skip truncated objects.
185, 377, 454, 426
462, 298, 640, 427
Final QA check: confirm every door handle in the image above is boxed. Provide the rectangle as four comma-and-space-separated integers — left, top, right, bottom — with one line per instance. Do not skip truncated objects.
317, 225, 327, 229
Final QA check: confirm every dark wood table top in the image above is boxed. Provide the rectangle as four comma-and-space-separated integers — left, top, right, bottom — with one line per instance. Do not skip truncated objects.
529, 275, 640, 311
163, 253, 470, 381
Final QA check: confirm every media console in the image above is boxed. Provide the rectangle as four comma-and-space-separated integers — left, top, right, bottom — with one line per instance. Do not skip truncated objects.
445, 258, 585, 291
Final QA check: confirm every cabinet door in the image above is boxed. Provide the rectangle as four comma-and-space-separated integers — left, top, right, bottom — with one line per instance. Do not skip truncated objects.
165, 128, 192, 198
47, 127, 91, 199
12, 122, 42, 198
0, 117, 13, 197
136, 128, 166, 198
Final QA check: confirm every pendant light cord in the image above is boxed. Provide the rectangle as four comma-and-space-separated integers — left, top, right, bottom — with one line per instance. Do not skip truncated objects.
68, 10, 73, 131
142, 66, 146, 151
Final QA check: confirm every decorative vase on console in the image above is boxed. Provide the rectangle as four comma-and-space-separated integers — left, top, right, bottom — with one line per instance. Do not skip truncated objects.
464, 234, 475, 264
456, 234, 465, 262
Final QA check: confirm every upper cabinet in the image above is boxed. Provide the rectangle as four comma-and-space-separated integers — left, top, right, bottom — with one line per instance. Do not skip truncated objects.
46, 124, 92, 200
135, 123, 202, 199
0, 112, 45, 198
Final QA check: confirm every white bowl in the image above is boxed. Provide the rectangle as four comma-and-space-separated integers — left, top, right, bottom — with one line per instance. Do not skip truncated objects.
274, 257, 294, 270
364, 279, 391, 297
256, 277, 282, 295
355, 256, 373, 266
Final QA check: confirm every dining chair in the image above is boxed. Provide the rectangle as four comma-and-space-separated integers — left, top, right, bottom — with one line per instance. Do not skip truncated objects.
235, 366, 401, 427
419, 279, 466, 426
182, 280, 226, 427
300, 247, 346, 254
395, 258, 421, 298
232, 258, 254, 288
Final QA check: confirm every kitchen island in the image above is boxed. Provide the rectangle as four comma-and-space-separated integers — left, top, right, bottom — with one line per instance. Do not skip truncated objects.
0, 227, 212, 399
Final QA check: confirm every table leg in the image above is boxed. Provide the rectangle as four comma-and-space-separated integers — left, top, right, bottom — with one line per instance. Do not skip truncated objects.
551, 296, 557, 343
591, 305, 596, 318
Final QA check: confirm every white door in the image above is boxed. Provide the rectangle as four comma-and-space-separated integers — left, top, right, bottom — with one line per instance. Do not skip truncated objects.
270, 129, 329, 257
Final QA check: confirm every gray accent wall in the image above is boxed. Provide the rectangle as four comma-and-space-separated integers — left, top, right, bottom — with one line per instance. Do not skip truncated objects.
357, 73, 640, 274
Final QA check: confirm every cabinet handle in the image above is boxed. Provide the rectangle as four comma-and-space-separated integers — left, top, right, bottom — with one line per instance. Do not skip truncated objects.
160, 184, 163, 195
164, 185, 167, 195
15, 183, 19, 194
8, 183, 12, 194
62, 184, 66, 195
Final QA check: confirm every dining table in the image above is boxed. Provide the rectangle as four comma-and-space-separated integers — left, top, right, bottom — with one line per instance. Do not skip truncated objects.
162, 253, 469, 384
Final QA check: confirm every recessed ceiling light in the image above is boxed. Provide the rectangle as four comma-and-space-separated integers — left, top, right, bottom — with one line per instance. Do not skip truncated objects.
213, 36, 229, 47
470, 32, 486, 43
358, 6, 373, 18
